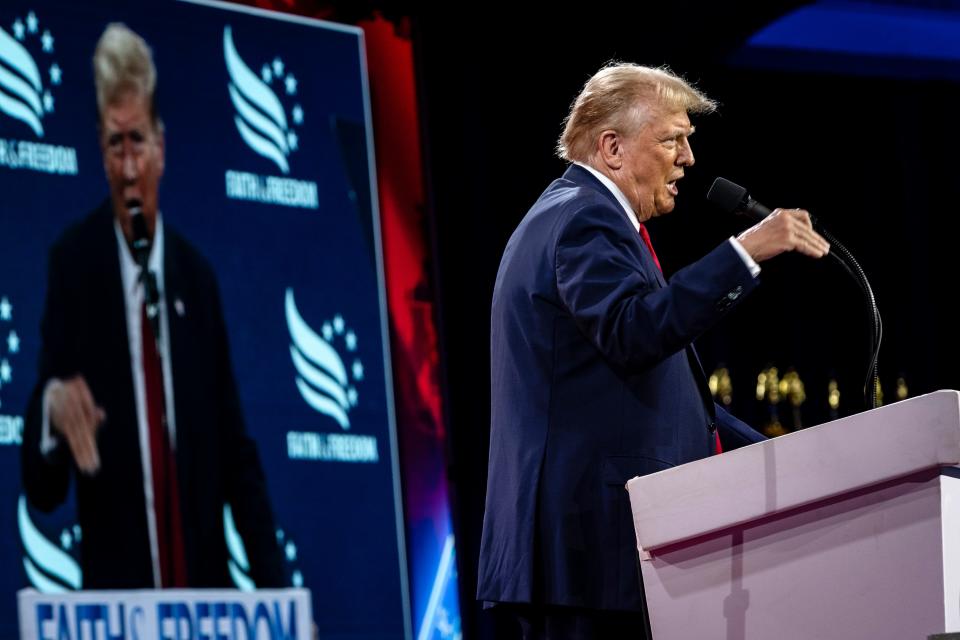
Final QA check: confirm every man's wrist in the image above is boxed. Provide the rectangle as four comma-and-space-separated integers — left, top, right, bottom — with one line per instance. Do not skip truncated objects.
728, 237, 760, 277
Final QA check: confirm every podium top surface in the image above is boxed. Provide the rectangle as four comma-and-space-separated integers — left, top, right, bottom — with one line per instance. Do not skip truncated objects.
627, 390, 960, 554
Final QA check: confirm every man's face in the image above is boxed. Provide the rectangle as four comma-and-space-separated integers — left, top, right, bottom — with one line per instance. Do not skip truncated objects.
609, 104, 695, 221
100, 92, 164, 243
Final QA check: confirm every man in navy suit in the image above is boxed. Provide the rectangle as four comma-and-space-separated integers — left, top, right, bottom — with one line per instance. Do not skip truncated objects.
21, 23, 284, 589
478, 63, 830, 638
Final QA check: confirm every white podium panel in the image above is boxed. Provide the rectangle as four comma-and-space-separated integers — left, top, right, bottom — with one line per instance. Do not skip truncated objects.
628, 391, 960, 639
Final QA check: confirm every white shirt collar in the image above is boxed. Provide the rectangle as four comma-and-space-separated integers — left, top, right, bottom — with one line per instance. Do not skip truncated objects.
574, 161, 640, 232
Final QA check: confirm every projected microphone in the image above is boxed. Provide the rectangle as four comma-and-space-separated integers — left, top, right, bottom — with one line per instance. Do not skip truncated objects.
127, 199, 150, 263
127, 199, 162, 341
706, 177, 772, 222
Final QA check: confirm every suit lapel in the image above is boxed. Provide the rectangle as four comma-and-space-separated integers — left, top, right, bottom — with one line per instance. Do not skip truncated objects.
161, 228, 197, 561
645, 246, 667, 288
90, 203, 137, 409
563, 167, 713, 414
563, 165, 667, 288
162, 230, 186, 449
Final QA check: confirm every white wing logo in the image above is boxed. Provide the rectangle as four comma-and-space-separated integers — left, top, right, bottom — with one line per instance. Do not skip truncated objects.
223, 504, 254, 591
224, 25, 303, 174
0, 11, 61, 137
223, 505, 304, 590
285, 288, 362, 430
18, 495, 81, 592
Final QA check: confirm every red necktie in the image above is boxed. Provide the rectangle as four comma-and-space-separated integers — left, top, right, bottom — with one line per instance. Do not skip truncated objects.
142, 303, 188, 587
637, 223, 662, 273
637, 224, 722, 455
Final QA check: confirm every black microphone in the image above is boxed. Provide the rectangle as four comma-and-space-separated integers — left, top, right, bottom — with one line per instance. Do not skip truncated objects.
706, 177, 772, 222
705, 177, 884, 410
127, 199, 150, 264
126, 199, 162, 341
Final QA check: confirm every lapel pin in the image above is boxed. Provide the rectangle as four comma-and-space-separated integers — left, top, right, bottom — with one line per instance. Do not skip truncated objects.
174, 298, 185, 317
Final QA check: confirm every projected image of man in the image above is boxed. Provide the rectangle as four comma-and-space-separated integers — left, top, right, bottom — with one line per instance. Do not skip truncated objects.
21, 23, 285, 589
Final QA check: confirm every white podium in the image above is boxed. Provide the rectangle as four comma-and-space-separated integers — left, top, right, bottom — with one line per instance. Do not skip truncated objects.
627, 390, 960, 640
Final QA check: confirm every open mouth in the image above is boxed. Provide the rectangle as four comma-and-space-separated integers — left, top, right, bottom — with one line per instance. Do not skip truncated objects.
666, 180, 679, 196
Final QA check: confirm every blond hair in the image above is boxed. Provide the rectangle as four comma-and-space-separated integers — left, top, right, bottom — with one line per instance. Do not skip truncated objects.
557, 62, 716, 162
93, 23, 160, 128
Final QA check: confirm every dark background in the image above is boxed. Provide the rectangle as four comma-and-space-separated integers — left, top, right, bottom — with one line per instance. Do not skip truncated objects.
408, 3, 960, 637
8, 0, 957, 637
228, 1, 960, 636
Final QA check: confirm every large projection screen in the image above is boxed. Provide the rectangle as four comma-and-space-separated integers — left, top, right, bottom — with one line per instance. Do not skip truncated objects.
0, 0, 411, 637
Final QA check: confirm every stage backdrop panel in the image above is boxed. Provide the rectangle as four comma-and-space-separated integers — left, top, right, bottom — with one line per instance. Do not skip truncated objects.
0, 0, 411, 637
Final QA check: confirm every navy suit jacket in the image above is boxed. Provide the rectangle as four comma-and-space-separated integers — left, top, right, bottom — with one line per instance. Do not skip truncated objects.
22, 202, 284, 589
478, 165, 764, 611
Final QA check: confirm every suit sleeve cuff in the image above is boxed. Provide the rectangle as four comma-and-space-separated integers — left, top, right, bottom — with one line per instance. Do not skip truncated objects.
728, 237, 760, 278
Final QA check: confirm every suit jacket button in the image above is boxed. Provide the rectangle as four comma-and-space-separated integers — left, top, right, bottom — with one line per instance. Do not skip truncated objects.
716, 286, 744, 311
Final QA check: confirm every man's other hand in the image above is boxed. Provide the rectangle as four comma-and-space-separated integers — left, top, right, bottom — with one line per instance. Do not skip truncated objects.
48, 376, 106, 475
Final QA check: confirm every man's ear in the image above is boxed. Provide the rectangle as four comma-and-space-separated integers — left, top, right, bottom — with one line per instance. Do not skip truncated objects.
598, 129, 623, 170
